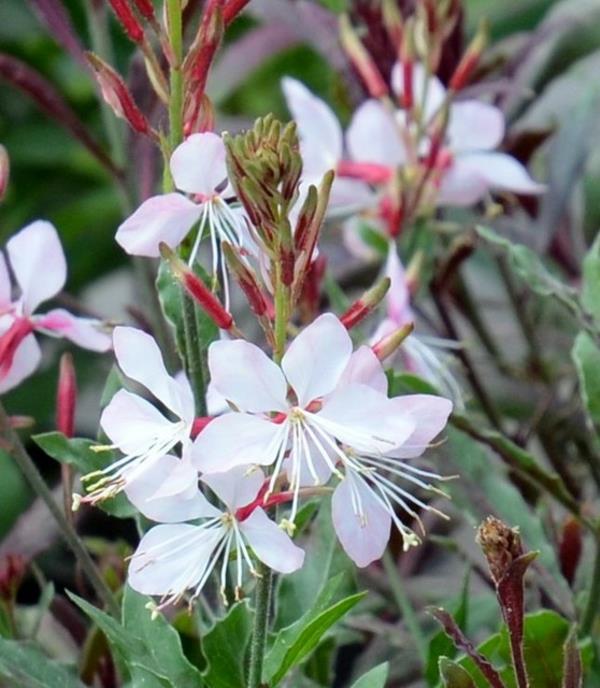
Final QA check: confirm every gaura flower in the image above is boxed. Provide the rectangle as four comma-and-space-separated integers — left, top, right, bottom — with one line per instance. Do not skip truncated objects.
128, 464, 304, 608
392, 62, 546, 206
372, 243, 464, 405
193, 313, 419, 525
78, 326, 195, 504
116, 132, 247, 303
0, 221, 110, 393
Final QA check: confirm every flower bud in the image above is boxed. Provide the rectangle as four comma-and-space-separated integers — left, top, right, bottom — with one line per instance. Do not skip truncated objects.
222, 243, 269, 318
340, 277, 390, 330
339, 15, 388, 99
449, 21, 487, 92
382, 0, 403, 49
56, 353, 77, 438
0, 144, 9, 202
372, 322, 414, 360
87, 53, 152, 135
476, 516, 523, 585
108, 0, 144, 44
0, 554, 26, 602
160, 243, 235, 331
558, 516, 582, 587
131, 0, 155, 21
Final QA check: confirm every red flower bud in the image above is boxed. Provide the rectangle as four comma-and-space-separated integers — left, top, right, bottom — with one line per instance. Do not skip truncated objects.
131, 0, 155, 21
87, 53, 152, 136
339, 15, 388, 99
372, 322, 414, 360
108, 0, 144, 44
449, 21, 487, 92
0, 554, 26, 601
56, 353, 77, 438
160, 243, 234, 331
0, 144, 9, 202
558, 517, 583, 587
340, 277, 391, 330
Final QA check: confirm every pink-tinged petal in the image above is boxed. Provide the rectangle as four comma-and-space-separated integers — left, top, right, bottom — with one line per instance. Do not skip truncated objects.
315, 384, 414, 454
170, 132, 228, 196
36, 309, 111, 351
337, 345, 387, 395
282, 313, 352, 407
208, 339, 288, 413
347, 100, 406, 167
128, 523, 223, 596
282, 77, 342, 177
191, 412, 283, 473
100, 388, 176, 455
113, 326, 194, 420
332, 474, 390, 567
0, 253, 11, 309
0, 333, 41, 394
115, 194, 201, 258
461, 152, 546, 196
447, 101, 505, 152
387, 394, 452, 458
202, 465, 264, 511
391, 62, 446, 122
328, 178, 375, 216
285, 434, 333, 487
240, 507, 305, 573
125, 454, 220, 522
437, 158, 489, 207
342, 216, 381, 262
384, 244, 413, 326
7, 220, 66, 314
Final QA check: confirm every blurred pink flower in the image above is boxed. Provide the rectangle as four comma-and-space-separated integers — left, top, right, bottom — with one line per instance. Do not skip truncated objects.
392, 62, 546, 206
0, 221, 110, 393
79, 326, 195, 504
128, 464, 304, 607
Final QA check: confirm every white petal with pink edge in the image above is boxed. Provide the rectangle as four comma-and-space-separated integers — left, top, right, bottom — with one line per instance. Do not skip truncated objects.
115, 193, 201, 258
239, 508, 305, 573
346, 99, 406, 167
336, 346, 388, 395
36, 309, 111, 352
447, 101, 505, 152
387, 394, 453, 458
202, 465, 264, 511
7, 221, 66, 314
282, 313, 352, 407
0, 333, 41, 394
208, 338, 288, 413
170, 132, 228, 196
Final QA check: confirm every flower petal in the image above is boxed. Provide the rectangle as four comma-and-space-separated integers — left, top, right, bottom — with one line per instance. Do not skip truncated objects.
462, 152, 546, 196
0, 333, 41, 394
125, 454, 220, 522
328, 178, 375, 216
116, 194, 201, 258
0, 253, 12, 309
391, 62, 446, 122
36, 309, 111, 351
100, 388, 178, 455
170, 132, 228, 196
282, 313, 352, 407
240, 507, 305, 573
202, 465, 264, 511
113, 326, 194, 420
447, 101, 505, 152
208, 339, 288, 413
315, 384, 414, 454
337, 345, 388, 395
128, 523, 223, 597
282, 77, 342, 177
192, 412, 283, 473
7, 221, 66, 314
346, 99, 406, 167
387, 394, 452, 458
332, 474, 391, 567
437, 158, 489, 207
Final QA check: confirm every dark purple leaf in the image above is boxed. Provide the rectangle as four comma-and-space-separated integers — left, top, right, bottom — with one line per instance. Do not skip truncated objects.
27, 0, 88, 69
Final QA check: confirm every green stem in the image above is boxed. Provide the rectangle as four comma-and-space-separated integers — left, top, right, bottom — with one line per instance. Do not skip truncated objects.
273, 265, 289, 365
182, 292, 207, 416
166, 0, 184, 161
582, 536, 600, 635
247, 562, 272, 688
0, 403, 120, 618
382, 550, 427, 664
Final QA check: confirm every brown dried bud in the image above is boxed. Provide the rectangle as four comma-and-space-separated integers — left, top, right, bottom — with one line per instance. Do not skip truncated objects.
0, 144, 9, 202
476, 516, 523, 585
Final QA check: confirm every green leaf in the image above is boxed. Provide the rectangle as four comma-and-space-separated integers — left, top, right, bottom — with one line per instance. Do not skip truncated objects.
317, 0, 347, 13
202, 601, 253, 688
267, 591, 366, 686
69, 591, 204, 687
582, 233, 600, 325
388, 371, 440, 397
0, 448, 31, 538
439, 658, 476, 688
459, 610, 570, 688
32, 432, 135, 518
0, 639, 86, 688
122, 586, 204, 688
349, 662, 390, 688
425, 572, 470, 686
572, 332, 600, 430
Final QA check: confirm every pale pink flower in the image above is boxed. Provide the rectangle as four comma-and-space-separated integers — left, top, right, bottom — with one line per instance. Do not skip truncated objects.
373, 243, 464, 405
392, 62, 545, 206
78, 326, 195, 504
0, 221, 110, 393
128, 464, 304, 607
116, 132, 247, 303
